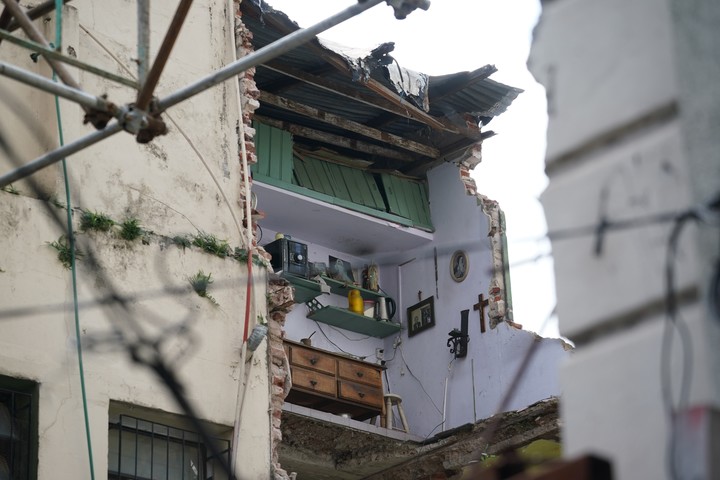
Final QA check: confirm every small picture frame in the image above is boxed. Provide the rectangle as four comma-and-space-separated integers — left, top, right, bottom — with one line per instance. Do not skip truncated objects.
407, 297, 435, 337
450, 250, 469, 283
328, 256, 355, 283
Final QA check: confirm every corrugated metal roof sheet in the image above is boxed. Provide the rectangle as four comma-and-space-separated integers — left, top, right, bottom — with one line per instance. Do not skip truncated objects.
240, 0, 522, 176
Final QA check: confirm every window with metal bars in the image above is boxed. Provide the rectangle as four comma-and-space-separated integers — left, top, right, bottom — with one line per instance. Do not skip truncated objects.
108, 415, 230, 480
0, 378, 36, 480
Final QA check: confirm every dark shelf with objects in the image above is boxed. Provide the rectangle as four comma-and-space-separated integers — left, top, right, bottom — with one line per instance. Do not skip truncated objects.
281, 273, 401, 338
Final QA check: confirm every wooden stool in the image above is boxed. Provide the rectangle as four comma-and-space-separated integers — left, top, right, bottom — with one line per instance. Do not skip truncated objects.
383, 393, 409, 433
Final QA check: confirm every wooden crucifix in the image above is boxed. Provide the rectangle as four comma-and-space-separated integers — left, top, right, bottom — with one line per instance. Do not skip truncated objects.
473, 294, 489, 333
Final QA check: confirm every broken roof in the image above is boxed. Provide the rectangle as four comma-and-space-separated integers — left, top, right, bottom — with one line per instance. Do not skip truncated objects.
240, 0, 522, 177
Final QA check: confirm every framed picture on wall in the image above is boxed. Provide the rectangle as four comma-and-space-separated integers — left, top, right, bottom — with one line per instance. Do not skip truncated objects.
407, 297, 435, 337
328, 256, 355, 284
450, 250, 469, 283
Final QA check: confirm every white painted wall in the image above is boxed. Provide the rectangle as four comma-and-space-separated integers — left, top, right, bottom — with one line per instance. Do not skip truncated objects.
530, 0, 678, 162
0, 1, 272, 478
541, 120, 698, 338
530, 0, 720, 478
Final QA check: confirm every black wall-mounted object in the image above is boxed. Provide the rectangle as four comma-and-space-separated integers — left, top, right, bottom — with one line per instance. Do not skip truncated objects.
264, 237, 309, 278
447, 309, 469, 358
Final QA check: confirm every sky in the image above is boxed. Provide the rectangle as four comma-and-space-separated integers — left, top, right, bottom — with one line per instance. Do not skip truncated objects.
263, 0, 559, 336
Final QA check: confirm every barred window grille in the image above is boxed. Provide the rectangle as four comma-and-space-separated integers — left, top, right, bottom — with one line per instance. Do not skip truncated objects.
108, 415, 230, 480
0, 387, 34, 480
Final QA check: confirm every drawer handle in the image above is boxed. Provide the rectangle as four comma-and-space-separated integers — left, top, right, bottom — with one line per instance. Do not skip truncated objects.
310, 380, 317, 387
309, 358, 317, 365
356, 371, 364, 378
358, 392, 365, 398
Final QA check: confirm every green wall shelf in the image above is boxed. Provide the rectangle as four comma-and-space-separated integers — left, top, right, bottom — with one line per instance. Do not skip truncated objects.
282, 274, 387, 303
281, 274, 400, 338
307, 306, 401, 338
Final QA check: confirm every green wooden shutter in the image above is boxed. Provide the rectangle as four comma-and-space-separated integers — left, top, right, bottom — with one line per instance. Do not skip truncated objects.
251, 122, 293, 183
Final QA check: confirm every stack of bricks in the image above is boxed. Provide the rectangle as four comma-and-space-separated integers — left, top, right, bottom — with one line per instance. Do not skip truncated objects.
267, 276, 295, 480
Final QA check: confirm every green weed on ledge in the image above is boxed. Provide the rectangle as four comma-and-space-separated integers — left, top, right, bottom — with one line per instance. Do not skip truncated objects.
80, 210, 115, 232
119, 218, 143, 241
192, 232, 230, 258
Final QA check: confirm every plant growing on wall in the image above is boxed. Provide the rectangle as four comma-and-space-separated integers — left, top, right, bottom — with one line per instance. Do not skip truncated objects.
119, 218, 143, 241
2, 184, 19, 195
192, 232, 230, 258
189, 270, 217, 306
80, 210, 115, 232
48, 235, 83, 269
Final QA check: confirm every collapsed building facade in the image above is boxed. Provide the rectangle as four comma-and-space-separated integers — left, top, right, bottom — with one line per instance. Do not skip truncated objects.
0, 1, 568, 478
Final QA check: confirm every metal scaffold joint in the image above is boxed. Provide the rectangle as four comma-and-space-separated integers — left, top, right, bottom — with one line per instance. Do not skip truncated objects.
384, 0, 431, 19
120, 103, 168, 144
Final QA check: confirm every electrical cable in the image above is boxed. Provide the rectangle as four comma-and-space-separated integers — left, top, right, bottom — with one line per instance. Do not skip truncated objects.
53, 2, 95, 477
660, 213, 697, 480
313, 321, 359, 357
326, 324, 371, 341
398, 345, 442, 415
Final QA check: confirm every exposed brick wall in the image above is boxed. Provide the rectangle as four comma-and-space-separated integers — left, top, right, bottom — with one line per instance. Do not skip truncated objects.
235, 4, 293, 478
457, 158, 512, 329
267, 277, 295, 480
235, 2, 262, 246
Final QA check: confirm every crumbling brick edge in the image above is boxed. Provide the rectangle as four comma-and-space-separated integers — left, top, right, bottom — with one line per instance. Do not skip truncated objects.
267, 276, 295, 480
235, 6, 294, 479
457, 155, 514, 329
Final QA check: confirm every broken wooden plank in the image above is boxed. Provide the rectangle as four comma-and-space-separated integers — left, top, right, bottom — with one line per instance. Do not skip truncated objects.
255, 115, 412, 162
261, 63, 443, 132
259, 91, 439, 158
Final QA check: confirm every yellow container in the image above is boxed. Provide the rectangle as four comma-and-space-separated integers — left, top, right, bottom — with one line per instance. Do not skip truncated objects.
348, 289, 364, 314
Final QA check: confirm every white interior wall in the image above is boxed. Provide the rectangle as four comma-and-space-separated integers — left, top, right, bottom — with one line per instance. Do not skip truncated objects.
381, 163, 568, 437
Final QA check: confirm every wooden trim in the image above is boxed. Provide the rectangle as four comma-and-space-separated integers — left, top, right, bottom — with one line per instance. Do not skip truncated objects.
259, 91, 439, 158
255, 115, 413, 162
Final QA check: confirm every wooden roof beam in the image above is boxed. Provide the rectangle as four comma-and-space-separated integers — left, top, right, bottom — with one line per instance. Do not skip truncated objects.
259, 91, 439, 158
262, 62, 426, 126
402, 131, 495, 177
255, 115, 416, 162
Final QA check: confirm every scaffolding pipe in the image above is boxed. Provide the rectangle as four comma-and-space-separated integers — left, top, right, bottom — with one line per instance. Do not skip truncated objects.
136, 0, 150, 86
0, 122, 123, 188
4, 0, 72, 33
157, 0, 385, 112
0, 29, 138, 88
136, 0, 193, 111
0, 61, 114, 112
1, 0, 80, 90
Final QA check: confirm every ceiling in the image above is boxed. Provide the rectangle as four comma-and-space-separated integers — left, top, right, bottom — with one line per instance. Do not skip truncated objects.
254, 181, 433, 257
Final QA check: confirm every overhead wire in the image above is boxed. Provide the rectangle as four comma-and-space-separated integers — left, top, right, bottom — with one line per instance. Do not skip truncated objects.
661, 212, 698, 480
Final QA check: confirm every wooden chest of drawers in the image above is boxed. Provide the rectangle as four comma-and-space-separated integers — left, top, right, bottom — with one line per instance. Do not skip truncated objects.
283, 339, 383, 421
